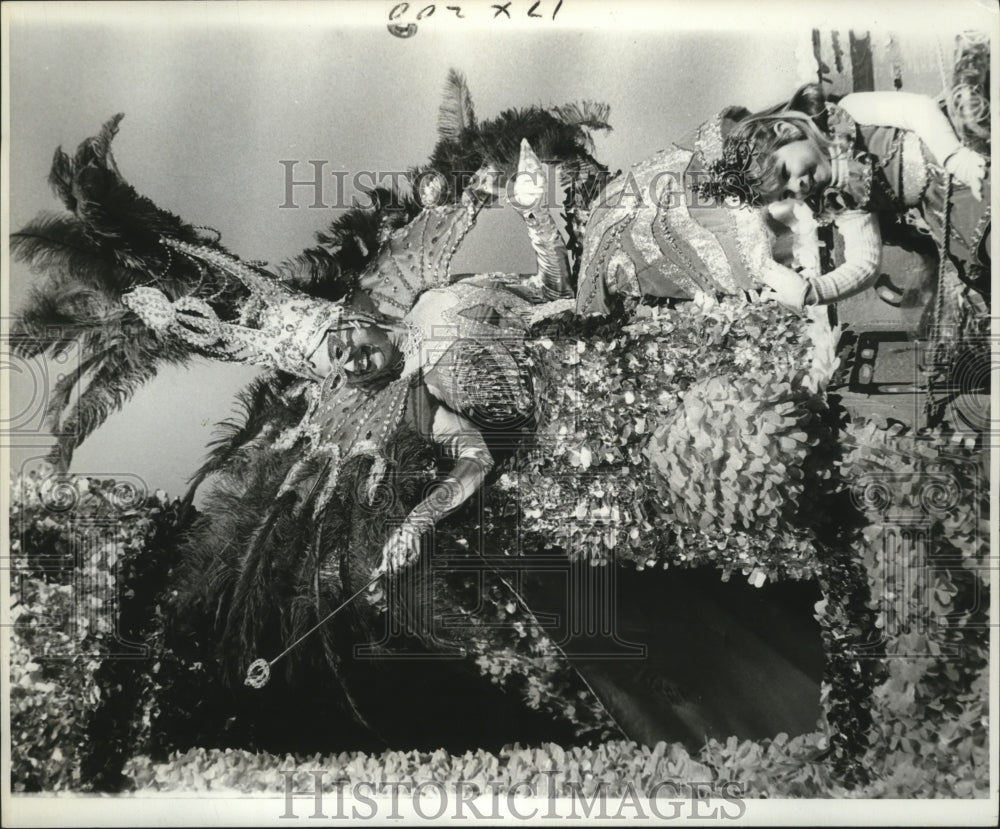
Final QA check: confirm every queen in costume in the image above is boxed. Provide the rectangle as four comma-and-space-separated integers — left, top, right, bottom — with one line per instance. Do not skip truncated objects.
574, 106, 811, 315
14, 112, 844, 748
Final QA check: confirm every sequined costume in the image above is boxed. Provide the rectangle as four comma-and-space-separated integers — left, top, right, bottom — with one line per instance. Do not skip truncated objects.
575, 113, 776, 314
14, 108, 843, 751
293, 277, 539, 511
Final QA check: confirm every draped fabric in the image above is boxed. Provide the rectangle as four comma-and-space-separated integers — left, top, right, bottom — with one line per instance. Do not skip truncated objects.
575, 147, 771, 315
813, 107, 989, 272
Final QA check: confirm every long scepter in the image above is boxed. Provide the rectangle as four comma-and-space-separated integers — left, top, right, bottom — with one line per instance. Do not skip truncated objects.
243, 572, 382, 689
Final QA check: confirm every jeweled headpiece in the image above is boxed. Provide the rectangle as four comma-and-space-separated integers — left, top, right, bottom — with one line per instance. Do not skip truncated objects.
690, 106, 759, 206
123, 239, 379, 382
356, 166, 500, 316
695, 136, 761, 207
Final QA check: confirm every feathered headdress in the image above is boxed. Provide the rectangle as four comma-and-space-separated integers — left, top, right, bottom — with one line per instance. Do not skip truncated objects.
12, 71, 613, 470
122, 239, 377, 383
10, 114, 264, 466
10, 114, 493, 465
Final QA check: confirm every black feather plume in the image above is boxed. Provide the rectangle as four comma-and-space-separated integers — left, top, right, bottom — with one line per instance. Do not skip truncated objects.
10, 115, 254, 463
274, 187, 423, 297
181, 373, 305, 508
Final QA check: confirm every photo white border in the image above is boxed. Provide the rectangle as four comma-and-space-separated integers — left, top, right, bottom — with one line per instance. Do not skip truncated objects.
1, 0, 997, 825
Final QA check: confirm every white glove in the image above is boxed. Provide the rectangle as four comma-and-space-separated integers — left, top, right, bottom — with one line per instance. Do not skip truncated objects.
373, 521, 425, 580
944, 147, 987, 201
760, 261, 809, 313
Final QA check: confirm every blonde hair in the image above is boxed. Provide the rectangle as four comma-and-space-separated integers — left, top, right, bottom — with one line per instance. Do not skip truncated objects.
727, 113, 834, 204
722, 83, 838, 204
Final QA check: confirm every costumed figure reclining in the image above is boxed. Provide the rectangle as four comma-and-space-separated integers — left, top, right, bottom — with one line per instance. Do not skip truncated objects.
6, 104, 855, 748
19, 58, 987, 744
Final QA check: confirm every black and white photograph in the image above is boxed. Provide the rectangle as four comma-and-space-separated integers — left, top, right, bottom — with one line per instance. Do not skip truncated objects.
1, 0, 996, 824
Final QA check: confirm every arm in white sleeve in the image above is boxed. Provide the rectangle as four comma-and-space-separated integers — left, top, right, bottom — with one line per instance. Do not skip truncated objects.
836, 91, 962, 166
805, 211, 881, 304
